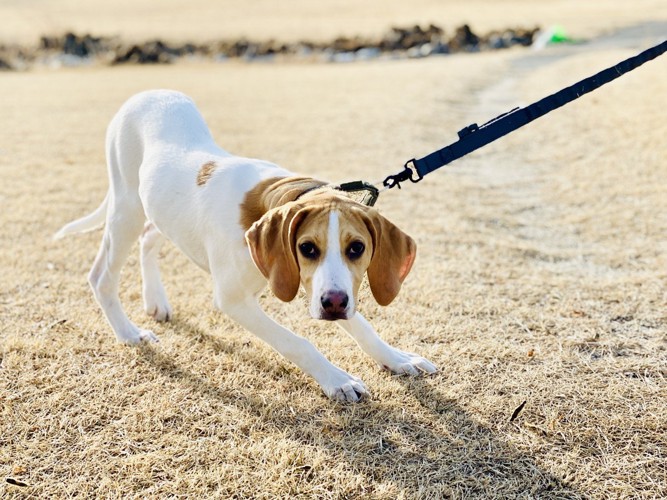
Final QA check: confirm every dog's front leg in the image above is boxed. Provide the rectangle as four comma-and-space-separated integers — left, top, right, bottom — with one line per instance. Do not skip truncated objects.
218, 295, 370, 402
338, 313, 437, 375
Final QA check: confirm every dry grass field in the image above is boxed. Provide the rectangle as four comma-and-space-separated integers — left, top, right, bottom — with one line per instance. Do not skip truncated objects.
2, 1, 667, 498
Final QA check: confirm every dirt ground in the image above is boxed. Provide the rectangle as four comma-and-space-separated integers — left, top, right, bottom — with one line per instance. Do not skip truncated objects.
1, 1, 666, 498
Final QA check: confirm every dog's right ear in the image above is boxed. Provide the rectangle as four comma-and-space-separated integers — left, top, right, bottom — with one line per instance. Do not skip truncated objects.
245, 204, 307, 302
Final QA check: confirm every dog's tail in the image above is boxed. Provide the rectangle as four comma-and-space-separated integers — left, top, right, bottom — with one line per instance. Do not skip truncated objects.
53, 193, 109, 240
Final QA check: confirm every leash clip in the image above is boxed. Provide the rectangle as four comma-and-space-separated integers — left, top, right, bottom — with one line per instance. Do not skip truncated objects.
382, 159, 423, 190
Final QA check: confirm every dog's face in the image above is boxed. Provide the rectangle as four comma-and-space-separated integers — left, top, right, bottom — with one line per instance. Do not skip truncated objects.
295, 207, 373, 320
246, 195, 416, 320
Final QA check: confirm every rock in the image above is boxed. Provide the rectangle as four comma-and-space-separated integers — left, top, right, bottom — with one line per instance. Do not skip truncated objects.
381, 24, 445, 52
355, 47, 381, 60
113, 40, 177, 64
332, 36, 367, 53
483, 27, 539, 50
449, 24, 480, 51
40, 32, 107, 58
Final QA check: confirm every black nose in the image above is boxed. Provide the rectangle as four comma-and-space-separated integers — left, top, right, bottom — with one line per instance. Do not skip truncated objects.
321, 291, 349, 316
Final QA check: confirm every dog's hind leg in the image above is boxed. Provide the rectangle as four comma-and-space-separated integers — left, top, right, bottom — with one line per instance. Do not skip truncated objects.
88, 194, 158, 344
140, 222, 173, 322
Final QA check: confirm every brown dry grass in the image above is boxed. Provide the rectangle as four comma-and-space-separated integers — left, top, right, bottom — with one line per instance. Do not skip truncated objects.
2, 2, 667, 498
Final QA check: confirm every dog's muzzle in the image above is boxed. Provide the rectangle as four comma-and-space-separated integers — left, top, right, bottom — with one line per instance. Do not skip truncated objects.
319, 290, 350, 321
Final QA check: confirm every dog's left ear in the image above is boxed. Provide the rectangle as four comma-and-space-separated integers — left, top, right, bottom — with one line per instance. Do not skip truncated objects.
363, 209, 417, 306
245, 204, 307, 302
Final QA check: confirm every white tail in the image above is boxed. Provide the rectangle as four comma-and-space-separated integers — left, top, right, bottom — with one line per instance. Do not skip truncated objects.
54, 193, 109, 240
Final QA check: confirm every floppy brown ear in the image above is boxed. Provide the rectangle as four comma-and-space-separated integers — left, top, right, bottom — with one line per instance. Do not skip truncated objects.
245, 205, 307, 302
365, 210, 417, 306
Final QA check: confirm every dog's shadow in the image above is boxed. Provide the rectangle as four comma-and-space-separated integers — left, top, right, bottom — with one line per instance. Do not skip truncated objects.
137, 318, 580, 498
166, 315, 283, 375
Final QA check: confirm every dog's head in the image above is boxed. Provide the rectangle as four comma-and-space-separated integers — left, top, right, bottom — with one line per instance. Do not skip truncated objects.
245, 193, 416, 320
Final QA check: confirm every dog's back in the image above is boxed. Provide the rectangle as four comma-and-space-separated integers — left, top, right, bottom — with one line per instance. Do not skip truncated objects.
57, 89, 290, 268
110, 90, 217, 150
105, 90, 224, 191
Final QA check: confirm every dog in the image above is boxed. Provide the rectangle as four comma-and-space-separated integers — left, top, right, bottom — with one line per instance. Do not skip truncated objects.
55, 90, 436, 402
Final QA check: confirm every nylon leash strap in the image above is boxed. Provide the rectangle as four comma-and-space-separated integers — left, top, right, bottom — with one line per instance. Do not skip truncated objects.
381, 39, 667, 191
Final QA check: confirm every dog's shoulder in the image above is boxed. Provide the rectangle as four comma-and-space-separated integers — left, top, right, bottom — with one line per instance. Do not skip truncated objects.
239, 176, 328, 231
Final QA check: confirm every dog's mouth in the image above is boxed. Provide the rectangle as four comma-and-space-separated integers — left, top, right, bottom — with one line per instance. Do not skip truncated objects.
313, 289, 353, 321
318, 310, 350, 321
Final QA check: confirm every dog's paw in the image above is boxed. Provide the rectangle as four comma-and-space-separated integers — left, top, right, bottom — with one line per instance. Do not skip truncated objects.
381, 350, 437, 376
144, 297, 173, 322
137, 329, 160, 343
319, 369, 370, 403
115, 326, 160, 345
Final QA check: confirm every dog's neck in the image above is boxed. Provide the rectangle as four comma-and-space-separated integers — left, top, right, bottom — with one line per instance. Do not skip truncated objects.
240, 176, 329, 230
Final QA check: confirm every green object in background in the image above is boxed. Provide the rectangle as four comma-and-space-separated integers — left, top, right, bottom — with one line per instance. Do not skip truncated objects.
549, 25, 571, 44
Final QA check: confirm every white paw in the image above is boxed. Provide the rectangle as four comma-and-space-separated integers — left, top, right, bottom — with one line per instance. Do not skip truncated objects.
116, 326, 160, 345
380, 350, 437, 376
144, 295, 173, 322
319, 368, 370, 403
138, 328, 160, 343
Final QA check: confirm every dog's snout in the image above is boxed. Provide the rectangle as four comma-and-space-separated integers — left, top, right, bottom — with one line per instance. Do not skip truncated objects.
320, 291, 349, 319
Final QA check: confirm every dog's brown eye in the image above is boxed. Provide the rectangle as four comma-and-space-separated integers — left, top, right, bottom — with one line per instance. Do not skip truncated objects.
299, 242, 320, 260
346, 241, 365, 260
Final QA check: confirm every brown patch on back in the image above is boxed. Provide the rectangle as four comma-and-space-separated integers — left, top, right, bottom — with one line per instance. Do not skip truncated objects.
196, 161, 217, 186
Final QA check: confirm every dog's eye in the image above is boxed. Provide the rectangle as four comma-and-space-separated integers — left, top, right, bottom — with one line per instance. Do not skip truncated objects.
299, 242, 320, 260
346, 241, 365, 260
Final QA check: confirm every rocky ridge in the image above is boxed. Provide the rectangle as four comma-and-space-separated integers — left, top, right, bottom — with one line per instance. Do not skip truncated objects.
0, 23, 539, 70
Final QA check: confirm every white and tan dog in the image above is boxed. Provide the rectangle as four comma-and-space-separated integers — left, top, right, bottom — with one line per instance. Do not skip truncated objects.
56, 90, 436, 402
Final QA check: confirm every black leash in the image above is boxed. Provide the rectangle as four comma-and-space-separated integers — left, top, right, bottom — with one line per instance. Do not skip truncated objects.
339, 39, 667, 206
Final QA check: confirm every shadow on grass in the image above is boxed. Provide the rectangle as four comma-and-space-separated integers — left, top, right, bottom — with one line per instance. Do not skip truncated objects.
297, 374, 581, 498
137, 317, 582, 498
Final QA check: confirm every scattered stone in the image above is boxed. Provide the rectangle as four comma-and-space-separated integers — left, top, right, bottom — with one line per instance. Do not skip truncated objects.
40, 32, 108, 58
383, 24, 445, 52
487, 27, 539, 49
113, 41, 176, 64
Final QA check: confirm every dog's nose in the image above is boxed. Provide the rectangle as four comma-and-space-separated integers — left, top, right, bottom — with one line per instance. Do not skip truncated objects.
321, 291, 349, 316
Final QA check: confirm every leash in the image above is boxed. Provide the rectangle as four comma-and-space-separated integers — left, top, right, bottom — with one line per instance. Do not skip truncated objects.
338, 39, 666, 207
